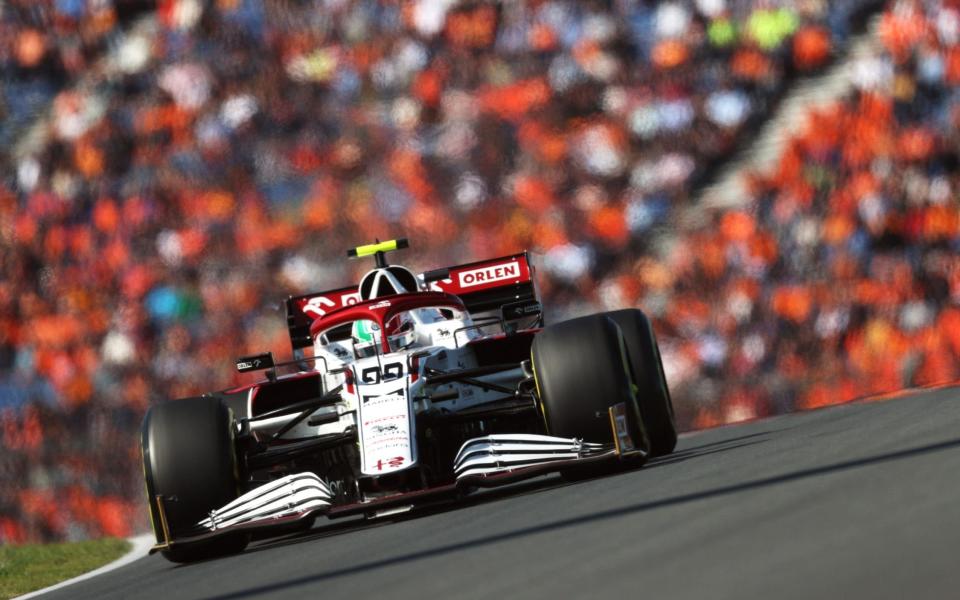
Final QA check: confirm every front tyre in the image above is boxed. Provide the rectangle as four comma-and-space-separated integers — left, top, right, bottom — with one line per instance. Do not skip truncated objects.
606, 309, 677, 456
531, 315, 638, 444
141, 396, 248, 563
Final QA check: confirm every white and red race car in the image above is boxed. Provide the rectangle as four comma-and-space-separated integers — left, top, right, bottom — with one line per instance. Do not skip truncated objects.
141, 239, 676, 562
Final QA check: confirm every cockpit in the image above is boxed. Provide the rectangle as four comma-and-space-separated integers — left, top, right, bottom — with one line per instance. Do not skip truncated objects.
309, 240, 476, 367
312, 265, 472, 364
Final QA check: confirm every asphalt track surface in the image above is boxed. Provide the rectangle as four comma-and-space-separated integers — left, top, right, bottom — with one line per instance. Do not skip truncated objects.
46, 387, 960, 600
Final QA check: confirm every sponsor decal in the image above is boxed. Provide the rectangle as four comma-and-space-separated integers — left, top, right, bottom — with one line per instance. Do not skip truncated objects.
327, 479, 348, 497
610, 402, 635, 453
615, 414, 628, 436
369, 300, 392, 310
427, 278, 453, 292
357, 382, 414, 475
457, 262, 520, 288
360, 362, 404, 385
363, 415, 406, 425
362, 388, 405, 405
373, 456, 405, 471
235, 352, 275, 372
302, 292, 362, 317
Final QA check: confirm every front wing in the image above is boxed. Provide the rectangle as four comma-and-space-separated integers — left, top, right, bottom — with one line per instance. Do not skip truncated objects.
150, 406, 644, 554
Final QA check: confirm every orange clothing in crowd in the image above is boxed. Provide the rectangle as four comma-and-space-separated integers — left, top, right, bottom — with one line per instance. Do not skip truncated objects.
4, 0, 960, 545
793, 25, 832, 70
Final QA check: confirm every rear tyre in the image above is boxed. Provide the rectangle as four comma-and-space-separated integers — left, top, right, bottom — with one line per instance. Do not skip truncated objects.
531, 314, 638, 444
606, 309, 677, 456
141, 396, 249, 563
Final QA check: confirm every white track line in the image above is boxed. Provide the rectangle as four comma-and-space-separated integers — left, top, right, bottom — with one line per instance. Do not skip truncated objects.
16, 533, 154, 599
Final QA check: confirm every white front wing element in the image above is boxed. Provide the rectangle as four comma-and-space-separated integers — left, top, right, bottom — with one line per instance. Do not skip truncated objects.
197, 473, 333, 531
453, 434, 614, 479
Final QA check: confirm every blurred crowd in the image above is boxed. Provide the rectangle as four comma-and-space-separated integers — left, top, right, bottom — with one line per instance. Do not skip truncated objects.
0, 2, 152, 153
2, 0, 953, 544
657, 0, 960, 428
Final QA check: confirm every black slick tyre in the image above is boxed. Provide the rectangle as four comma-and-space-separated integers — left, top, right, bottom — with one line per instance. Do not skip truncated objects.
531, 315, 637, 444
606, 309, 677, 456
141, 396, 248, 563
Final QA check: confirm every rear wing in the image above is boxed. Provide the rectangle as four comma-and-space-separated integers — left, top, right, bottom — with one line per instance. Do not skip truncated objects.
421, 253, 537, 313
284, 253, 539, 354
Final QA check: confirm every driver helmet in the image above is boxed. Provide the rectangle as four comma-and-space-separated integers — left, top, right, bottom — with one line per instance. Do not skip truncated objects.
351, 313, 416, 358
351, 320, 381, 359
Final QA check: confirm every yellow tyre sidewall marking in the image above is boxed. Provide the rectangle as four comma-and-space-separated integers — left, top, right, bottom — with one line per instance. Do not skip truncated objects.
530, 351, 550, 433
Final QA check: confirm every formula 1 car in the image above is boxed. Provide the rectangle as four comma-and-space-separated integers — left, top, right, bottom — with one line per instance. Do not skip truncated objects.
141, 239, 676, 562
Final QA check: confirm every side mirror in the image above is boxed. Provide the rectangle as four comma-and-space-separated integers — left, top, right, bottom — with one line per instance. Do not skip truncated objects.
236, 352, 275, 373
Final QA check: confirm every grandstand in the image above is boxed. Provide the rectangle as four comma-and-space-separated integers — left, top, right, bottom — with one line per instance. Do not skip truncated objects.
2, 0, 957, 543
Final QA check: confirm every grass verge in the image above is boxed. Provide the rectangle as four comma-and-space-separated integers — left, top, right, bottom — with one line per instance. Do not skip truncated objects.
0, 537, 130, 599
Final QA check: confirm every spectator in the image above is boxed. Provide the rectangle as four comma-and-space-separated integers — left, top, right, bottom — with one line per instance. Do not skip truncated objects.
5, 0, 953, 543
